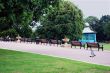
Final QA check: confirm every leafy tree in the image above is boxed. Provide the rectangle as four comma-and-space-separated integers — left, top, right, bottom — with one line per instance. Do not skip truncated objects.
0, 28, 18, 38
96, 15, 110, 41
85, 16, 99, 31
32, 0, 61, 21
37, 1, 84, 40
104, 21, 110, 40
0, 0, 59, 37
18, 24, 32, 38
100, 15, 110, 41
85, 15, 110, 41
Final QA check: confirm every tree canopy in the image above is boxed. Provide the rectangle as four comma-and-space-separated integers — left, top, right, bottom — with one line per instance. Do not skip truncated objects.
104, 21, 110, 39
85, 15, 110, 41
100, 15, 110, 40
85, 16, 99, 31
36, 1, 84, 40
0, 0, 60, 38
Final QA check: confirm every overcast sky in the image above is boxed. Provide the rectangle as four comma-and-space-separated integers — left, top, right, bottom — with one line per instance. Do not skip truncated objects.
69, 0, 110, 19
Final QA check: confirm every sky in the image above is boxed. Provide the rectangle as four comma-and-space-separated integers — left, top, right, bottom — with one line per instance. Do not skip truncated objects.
69, 0, 110, 19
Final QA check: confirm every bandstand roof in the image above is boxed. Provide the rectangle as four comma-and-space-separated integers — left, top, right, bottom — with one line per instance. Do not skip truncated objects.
83, 23, 96, 33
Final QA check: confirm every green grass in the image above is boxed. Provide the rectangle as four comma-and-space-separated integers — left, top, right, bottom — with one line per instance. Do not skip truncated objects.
0, 49, 110, 73
101, 43, 110, 51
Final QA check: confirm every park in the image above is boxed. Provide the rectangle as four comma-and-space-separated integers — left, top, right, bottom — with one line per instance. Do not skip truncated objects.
0, 0, 110, 73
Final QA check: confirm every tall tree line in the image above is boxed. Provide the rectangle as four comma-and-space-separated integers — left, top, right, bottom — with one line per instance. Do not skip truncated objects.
85, 15, 110, 42
0, 0, 60, 38
0, 0, 84, 40
36, 1, 84, 40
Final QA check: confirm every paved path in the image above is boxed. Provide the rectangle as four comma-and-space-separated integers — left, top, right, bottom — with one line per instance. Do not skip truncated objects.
0, 41, 110, 66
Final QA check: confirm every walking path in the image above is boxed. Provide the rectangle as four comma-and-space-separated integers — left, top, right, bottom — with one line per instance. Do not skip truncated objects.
0, 41, 110, 66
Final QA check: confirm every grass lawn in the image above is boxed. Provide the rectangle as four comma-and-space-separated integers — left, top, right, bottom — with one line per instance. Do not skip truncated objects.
0, 49, 110, 73
101, 43, 110, 51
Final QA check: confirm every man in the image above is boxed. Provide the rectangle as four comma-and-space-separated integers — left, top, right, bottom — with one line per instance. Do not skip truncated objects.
90, 48, 96, 57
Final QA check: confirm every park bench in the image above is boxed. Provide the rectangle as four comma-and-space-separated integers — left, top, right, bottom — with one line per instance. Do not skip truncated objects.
20, 38, 32, 43
3, 37, 10, 41
35, 39, 40, 44
40, 39, 48, 45
86, 42, 103, 51
10, 38, 16, 41
20, 38, 26, 42
71, 41, 85, 49
26, 38, 32, 43
49, 39, 61, 46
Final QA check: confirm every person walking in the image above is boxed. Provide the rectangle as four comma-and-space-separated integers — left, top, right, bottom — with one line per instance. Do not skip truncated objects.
90, 48, 96, 57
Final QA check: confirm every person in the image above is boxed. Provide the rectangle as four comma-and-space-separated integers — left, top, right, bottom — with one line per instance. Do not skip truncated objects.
61, 36, 69, 47
16, 35, 21, 42
90, 48, 96, 57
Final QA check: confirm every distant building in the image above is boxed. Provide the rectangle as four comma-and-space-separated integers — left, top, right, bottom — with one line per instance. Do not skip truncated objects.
80, 23, 96, 43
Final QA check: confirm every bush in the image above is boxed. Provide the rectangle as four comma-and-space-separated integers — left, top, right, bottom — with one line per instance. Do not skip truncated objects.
0, 29, 18, 38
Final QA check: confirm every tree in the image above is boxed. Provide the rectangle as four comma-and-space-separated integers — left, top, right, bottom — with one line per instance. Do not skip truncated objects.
85, 15, 110, 41
96, 15, 110, 41
19, 24, 32, 38
0, 28, 18, 38
85, 16, 99, 31
101, 15, 110, 40
37, 1, 84, 40
0, 0, 60, 37
104, 21, 110, 40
